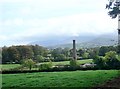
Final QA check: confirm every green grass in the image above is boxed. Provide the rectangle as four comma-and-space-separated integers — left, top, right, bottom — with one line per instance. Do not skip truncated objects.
0, 59, 93, 71
45, 59, 93, 66
2, 70, 119, 87
0, 64, 21, 70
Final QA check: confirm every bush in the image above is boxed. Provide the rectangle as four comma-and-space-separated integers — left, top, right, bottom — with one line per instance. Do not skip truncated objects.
36, 55, 44, 62
104, 51, 120, 68
82, 52, 89, 59
38, 61, 52, 70
93, 56, 105, 69
93, 51, 120, 69
54, 54, 67, 61
70, 59, 78, 70
22, 59, 35, 70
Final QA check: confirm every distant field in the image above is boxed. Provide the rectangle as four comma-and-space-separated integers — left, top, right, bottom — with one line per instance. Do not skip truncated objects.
0, 64, 21, 70
45, 59, 93, 66
1, 59, 93, 70
2, 70, 119, 87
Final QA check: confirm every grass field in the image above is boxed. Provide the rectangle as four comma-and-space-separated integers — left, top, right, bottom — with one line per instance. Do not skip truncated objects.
45, 59, 93, 66
0, 64, 21, 70
1, 59, 93, 70
2, 70, 119, 87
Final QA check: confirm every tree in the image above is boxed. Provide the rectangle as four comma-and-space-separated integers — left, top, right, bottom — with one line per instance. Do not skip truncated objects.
108, 46, 117, 52
78, 49, 85, 57
2, 46, 9, 63
106, 0, 120, 54
82, 52, 89, 59
93, 56, 105, 69
93, 51, 120, 69
18, 46, 34, 59
32, 45, 40, 57
2, 45, 49, 63
38, 60, 52, 70
99, 46, 109, 56
56, 54, 66, 61
62, 47, 70, 57
36, 55, 44, 62
88, 49, 98, 59
106, 0, 120, 18
22, 59, 35, 70
70, 59, 77, 69
32, 45, 49, 58
104, 51, 120, 68
51, 48, 63, 60
7, 46, 20, 63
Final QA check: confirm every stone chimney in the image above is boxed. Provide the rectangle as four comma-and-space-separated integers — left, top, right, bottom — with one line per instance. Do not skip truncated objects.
73, 40, 77, 60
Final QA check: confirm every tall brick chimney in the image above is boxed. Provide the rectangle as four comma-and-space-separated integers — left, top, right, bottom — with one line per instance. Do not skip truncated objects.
73, 40, 77, 60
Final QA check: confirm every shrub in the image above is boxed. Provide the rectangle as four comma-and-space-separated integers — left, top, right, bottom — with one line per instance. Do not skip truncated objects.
104, 51, 120, 68
93, 56, 105, 69
38, 61, 52, 70
82, 52, 89, 59
70, 59, 78, 70
55, 54, 66, 61
93, 51, 120, 69
36, 55, 44, 62
22, 59, 35, 70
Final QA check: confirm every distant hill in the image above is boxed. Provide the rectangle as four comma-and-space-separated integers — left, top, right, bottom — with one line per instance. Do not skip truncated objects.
30, 32, 118, 49
30, 35, 97, 47
50, 33, 118, 49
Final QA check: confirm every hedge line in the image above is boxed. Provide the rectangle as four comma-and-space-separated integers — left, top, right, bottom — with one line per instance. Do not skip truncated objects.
2, 66, 120, 74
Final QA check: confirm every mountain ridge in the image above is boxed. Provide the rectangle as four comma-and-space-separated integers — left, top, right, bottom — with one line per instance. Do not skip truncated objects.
30, 32, 118, 49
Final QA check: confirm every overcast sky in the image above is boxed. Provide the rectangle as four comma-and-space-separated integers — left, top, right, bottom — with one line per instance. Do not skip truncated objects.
0, 0, 118, 46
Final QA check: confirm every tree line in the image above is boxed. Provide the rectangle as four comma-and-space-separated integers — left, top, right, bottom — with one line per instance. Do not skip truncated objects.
2, 45, 119, 64
2, 45, 48, 63
2, 45, 120, 69
2, 45, 72, 63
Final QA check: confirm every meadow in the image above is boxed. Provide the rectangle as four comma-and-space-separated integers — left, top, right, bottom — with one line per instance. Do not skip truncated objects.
46, 59, 93, 66
2, 70, 120, 88
1, 59, 93, 71
0, 64, 21, 70
1, 59, 120, 88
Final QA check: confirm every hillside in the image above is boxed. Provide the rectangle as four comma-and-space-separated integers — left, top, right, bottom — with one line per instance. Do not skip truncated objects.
30, 32, 118, 49
49, 33, 118, 49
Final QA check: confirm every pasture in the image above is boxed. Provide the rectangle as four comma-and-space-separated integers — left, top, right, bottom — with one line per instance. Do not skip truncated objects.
1, 59, 93, 71
0, 64, 21, 70
48, 59, 93, 66
2, 70, 119, 87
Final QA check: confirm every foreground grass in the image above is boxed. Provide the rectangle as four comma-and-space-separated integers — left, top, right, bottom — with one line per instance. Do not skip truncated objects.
0, 64, 21, 70
2, 70, 119, 87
